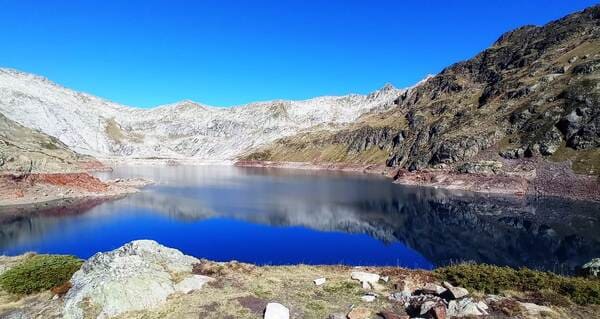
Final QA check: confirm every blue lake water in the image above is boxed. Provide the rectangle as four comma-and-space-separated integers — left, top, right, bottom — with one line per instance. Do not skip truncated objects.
1, 165, 599, 272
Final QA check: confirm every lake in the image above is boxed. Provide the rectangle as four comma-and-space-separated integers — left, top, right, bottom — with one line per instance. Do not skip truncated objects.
1, 165, 599, 273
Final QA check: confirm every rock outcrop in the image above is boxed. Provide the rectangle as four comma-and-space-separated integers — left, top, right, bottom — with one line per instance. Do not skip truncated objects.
63, 240, 212, 319
0, 113, 101, 174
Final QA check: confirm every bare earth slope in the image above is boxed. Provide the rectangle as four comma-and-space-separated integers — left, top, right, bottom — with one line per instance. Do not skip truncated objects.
243, 5, 600, 200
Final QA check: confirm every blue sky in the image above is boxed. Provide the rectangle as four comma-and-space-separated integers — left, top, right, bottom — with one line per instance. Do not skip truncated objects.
0, 0, 597, 108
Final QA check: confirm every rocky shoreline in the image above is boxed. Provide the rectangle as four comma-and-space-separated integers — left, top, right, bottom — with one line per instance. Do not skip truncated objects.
0, 172, 152, 208
235, 159, 600, 202
0, 240, 598, 319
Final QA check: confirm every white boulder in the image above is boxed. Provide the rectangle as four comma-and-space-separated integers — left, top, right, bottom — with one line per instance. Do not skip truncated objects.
264, 303, 290, 319
351, 271, 380, 289
63, 240, 213, 319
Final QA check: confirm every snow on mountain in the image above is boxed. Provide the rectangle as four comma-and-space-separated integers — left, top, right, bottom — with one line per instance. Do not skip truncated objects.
0, 68, 408, 159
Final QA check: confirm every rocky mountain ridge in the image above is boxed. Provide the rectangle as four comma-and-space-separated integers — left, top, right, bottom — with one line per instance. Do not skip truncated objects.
0, 68, 408, 160
245, 5, 600, 177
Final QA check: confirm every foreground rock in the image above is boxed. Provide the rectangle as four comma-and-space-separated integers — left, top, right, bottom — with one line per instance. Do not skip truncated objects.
0, 241, 598, 318
63, 240, 213, 319
264, 302, 290, 319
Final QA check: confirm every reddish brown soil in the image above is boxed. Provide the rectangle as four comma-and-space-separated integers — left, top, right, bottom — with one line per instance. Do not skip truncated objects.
32, 173, 109, 192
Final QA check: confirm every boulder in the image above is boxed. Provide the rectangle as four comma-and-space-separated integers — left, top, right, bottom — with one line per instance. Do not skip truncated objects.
519, 302, 556, 317
442, 286, 469, 300
418, 283, 447, 295
581, 258, 600, 277
351, 271, 380, 284
63, 240, 213, 319
351, 271, 380, 289
264, 303, 290, 319
447, 298, 487, 317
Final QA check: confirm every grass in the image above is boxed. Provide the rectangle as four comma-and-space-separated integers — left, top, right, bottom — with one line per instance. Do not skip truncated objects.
105, 118, 144, 144
435, 263, 600, 305
0, 254, 82, 295
549, 144, 600, 175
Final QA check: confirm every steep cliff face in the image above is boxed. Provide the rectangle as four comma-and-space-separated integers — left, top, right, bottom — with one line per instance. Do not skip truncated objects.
245, 5, 600, 175
0, 113, 98, 173
0, 68, 406, 160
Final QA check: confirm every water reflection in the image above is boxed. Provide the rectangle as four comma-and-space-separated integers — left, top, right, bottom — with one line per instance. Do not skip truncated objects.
0, 165, 599, 272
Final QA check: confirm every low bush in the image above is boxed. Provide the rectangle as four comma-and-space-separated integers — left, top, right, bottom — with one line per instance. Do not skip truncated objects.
435, 263, 600, 305
0, 254, 82, 294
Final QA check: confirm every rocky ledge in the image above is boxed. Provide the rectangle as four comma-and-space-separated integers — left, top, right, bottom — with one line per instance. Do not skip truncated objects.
0, 241, 598, 319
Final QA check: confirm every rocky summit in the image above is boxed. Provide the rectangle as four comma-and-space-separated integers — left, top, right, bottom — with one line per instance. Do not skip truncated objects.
245, 5, 600, 177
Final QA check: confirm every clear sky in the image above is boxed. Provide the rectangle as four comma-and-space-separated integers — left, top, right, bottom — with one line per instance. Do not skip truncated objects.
0, 0, 597, 108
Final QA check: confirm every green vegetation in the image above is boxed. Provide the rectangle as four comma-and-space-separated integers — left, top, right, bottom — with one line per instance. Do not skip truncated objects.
0, 254, 82, 294
40, 141, 58, 150
549, 145, 600, 175
435, 263, 600, 305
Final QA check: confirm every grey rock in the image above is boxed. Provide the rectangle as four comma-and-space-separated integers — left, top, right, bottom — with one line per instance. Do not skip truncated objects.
457, 161, 503, 175
581, 258, 600, 277
63, 240, 213, 319
447, 298, 487, 317
264, 303, 289, 319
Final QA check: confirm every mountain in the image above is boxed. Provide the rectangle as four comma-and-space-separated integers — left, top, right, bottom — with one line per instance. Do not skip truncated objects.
0, 113, 98, 173
245, 5, 600, 176
0, 68, 407, 159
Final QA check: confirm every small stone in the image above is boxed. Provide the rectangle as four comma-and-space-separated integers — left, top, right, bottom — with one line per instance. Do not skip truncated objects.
347, 306, 371, 319
314, 277, 326, 286
381, 276, 389, 283
361, 295, 376, 302
264, 303, 289, 319
569, 56, 578, 63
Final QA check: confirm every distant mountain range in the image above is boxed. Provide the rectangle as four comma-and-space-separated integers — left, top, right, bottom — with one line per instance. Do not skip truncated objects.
0, 68, 407, 160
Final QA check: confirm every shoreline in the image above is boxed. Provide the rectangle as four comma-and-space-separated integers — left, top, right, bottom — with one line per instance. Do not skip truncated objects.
1, 156, 596, 209
235, 159, 600, 202
0, 172, 152, 208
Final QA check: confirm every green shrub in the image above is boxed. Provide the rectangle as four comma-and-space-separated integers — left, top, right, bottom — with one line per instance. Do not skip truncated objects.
435, 263, 600, 305
0, 254, 83, 294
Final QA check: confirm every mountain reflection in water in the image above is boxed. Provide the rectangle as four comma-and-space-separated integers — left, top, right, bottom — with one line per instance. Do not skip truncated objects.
0, 165, 599, 273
